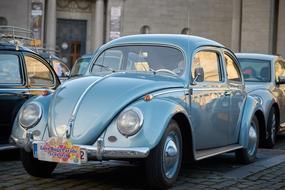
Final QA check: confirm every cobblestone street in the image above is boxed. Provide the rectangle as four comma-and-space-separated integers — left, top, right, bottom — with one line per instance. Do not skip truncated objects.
1, 135, 285, 189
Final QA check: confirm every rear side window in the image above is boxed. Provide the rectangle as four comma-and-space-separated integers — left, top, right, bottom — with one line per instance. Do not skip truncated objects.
24, 55, 54, 86
192, 51, 221, 82
224, 53, 242, 82
0, 54, 22, 84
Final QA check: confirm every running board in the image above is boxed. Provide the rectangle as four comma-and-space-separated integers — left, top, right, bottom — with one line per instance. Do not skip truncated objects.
195, 144, 243, 161
0, 144, 17, 151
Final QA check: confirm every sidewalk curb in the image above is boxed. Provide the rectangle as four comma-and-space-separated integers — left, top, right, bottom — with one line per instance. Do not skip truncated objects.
224, 151, 285, 179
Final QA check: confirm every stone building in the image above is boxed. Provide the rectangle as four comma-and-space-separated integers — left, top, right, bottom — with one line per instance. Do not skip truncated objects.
0, 0, 284, 67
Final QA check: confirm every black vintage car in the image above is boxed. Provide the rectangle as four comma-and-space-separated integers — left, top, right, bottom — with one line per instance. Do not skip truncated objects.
0, 28, 60, 150
39, 50, 71, 82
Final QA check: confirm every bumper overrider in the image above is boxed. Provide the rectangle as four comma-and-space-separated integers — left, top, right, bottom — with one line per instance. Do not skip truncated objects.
10, 132, 150, 161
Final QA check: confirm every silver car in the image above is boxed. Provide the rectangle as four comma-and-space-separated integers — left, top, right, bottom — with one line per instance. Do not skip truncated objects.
236, 53, 285, 148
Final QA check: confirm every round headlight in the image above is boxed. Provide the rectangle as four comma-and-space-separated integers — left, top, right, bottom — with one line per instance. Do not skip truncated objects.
117, 108, 143, 137
19, 102, 42, 129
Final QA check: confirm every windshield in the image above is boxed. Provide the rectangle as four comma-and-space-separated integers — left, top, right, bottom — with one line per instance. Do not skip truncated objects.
238, 58, 271, 82
71, 57, 92, 76
91, 46, 185, 76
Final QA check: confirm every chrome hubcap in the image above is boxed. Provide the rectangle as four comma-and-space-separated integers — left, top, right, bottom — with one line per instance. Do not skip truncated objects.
271, 113, 276, 142
162, 132, 180, 179
247, 122, 257, 156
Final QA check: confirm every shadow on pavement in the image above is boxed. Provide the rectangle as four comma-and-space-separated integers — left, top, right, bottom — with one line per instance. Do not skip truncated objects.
0, 149, 20, 161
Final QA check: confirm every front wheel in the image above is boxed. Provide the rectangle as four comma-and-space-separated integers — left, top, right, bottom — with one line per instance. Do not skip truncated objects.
21, 149, 57, 177
145, 120, 182, 189
236, 115, 259, 164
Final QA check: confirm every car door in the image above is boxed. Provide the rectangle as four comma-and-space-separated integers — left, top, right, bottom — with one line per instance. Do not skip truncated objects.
23, 53, 60, 96
223, 51, 246, 143
190, 48, 231, 150
0, 51, 30, 143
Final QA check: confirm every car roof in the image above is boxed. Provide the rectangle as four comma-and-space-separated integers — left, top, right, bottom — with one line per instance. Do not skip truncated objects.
0, 41, 36, 53
102, 34, 224, 52
235, 53, 279, 61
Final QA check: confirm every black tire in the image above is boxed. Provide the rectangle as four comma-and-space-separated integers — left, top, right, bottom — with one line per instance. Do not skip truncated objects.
145, 120, 182, 189
236, 116, 259, 164
20, 149, 57, 177
264, 108, 278, 148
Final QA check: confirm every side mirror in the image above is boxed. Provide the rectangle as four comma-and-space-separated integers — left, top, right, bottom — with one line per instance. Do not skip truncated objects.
277, 76, 285, 84
64, 71, 71, 77
192, 67, 204, 85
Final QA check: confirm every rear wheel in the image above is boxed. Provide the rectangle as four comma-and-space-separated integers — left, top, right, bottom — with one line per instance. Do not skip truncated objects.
21, 149, 57, 177
264, 108, 278, 148
145, 120, 182, 189
236, 115, 259, 164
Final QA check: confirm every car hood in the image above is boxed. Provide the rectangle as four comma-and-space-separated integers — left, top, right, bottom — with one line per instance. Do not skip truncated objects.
48, 72, 184, 144
245, 82, 270, 93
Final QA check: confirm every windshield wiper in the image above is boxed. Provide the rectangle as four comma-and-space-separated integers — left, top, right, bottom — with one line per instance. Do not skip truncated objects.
93, 64, 116, 72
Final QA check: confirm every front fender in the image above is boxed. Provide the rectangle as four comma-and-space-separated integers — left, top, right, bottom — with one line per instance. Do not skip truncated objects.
248, 89, 277, 125
10, 94, 52, 150
103, 98, 193, 150
239, 96, 264, 147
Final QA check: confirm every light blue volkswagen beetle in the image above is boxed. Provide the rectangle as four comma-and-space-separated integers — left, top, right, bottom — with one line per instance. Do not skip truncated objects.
10, 34, 265, 188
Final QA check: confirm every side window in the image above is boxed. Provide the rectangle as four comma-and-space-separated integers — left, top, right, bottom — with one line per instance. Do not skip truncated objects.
275, 60, 285, 81
192, 51, 221, 82
0, 54, 22, 84
224, 53, 242, 82
24, 55, 54, 86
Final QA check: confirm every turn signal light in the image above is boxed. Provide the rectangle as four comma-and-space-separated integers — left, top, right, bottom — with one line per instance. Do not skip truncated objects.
144, 94, 153, 101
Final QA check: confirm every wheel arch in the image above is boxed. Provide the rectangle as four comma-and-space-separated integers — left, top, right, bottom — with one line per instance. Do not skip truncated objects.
239, 96, 265, 148
272, 103, 280, 130
254, 109, 266, 146
172, 113, 195, 163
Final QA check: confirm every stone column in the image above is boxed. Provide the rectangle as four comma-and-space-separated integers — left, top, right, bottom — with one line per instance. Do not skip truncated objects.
45, 0, 57, 50
92, 0, 104, 50
231, 0, 242, 52
277, 0, 285, 57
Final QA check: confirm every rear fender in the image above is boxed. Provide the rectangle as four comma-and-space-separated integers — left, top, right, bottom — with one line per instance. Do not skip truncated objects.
239, 96, 264, 147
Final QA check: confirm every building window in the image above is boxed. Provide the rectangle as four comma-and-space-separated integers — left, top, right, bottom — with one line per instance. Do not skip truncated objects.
0, 17, 7, 25
181, 27, 190, 35
140, 25, 150, 34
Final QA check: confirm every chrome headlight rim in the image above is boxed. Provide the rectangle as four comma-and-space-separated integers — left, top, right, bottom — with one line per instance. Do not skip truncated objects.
19, 102, 42, 129
117, 107, 144, 137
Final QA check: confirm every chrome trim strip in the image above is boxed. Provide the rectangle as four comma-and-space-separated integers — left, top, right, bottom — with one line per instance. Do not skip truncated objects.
195, 145, 243, 161
0, 144, 17, 151
192, 88, 229, 91
152, 89, 188, 97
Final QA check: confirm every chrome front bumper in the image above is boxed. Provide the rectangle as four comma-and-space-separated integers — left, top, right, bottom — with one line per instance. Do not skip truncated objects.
10, 133, 150, 160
